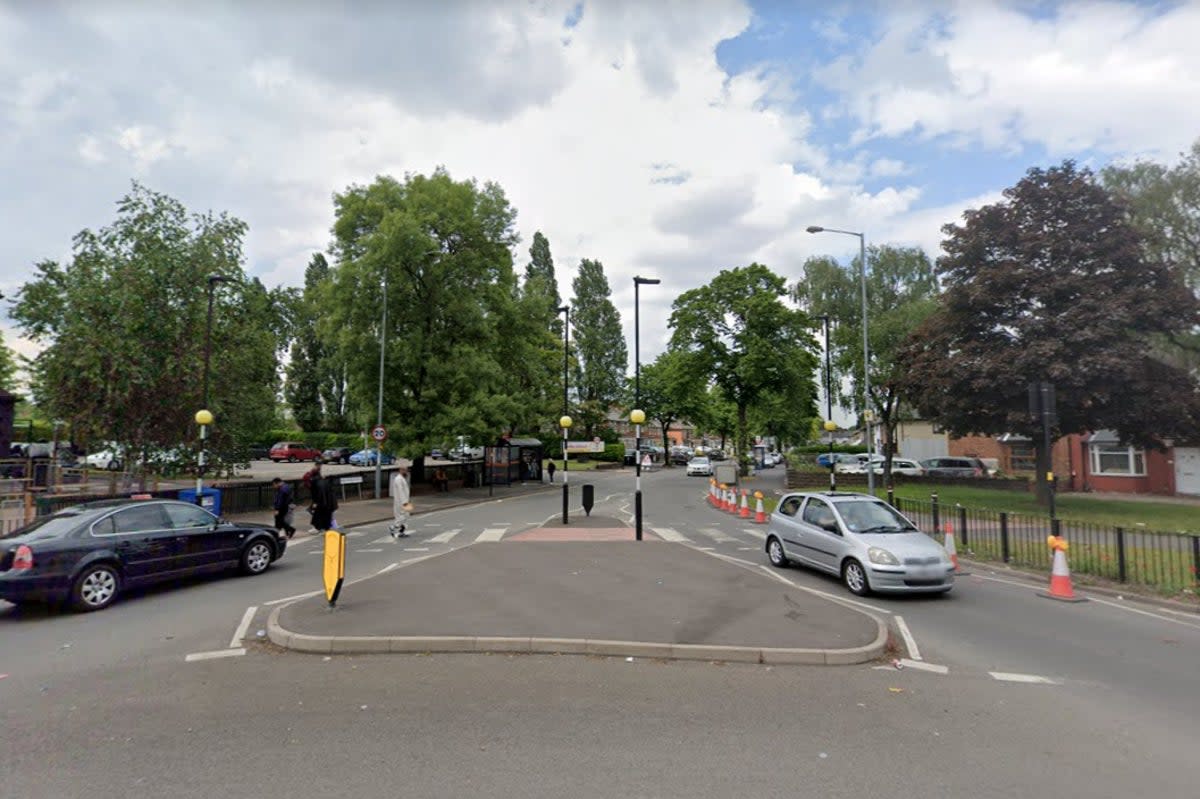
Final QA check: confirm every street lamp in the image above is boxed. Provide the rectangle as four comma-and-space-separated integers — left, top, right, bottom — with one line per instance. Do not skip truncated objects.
197, 274, 232, 506
633, 275, 660, 541
806, 226, 873, 494
558, 305, 570, 524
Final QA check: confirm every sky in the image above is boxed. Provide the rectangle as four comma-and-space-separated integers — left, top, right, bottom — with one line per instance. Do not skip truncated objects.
3, 0, 1199, 397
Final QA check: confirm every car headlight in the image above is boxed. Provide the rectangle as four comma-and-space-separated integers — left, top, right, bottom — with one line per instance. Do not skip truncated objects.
867, 547, 899, 566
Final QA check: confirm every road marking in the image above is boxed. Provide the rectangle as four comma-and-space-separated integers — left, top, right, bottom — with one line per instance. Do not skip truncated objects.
263, 590, 322, 606
741, 527, 766, 539
973, 574, 1200, 630
229, 605, 257, 649
429, 528, 462, 544
737, 546, 756, 550
356, 548, 384, 553
752, 563, 890, 615
475, 527, 508, 542
699, 527, 737, 543
898, 659, 948, 674
989, 671, 1059, 685
652, 527, 690, 542
378, 562, 400, 574
346, 531, 365, 537
403, 547, 430, 552
186, 648, 246, 663
369, 536, 394, 544
697, 546, 715, 551
894, 615, 921, 661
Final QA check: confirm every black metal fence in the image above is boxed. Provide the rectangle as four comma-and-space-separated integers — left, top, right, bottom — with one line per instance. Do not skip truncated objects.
892, 493, 1200, 596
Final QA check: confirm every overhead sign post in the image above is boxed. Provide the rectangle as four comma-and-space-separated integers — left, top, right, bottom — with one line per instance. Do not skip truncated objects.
322, 530, 346, 608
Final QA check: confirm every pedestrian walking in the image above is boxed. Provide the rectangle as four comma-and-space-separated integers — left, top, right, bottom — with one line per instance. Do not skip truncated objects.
389, 464, 412, 539
546, 459, 557, 483
271, 477, 297, 539
309, 470, 339, 534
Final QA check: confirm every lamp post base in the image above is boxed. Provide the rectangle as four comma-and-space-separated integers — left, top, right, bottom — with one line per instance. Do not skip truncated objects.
561, 483, 569, 525
635, 489, 643, 541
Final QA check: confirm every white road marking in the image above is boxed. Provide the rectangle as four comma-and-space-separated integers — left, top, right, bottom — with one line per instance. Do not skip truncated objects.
429, 528, 462, 544
474, 527, 508, 542
989, 672, 1060, 685
898, 659, 948, 674
742, 527, 766, 540
737, 546, 756, 550
369, 536, 394, 545
973, 574, 1200, 630
229, 605, 257, 649
894, 615, 921, 661
263, 590, 322, 606
356, 548, 384, 553
751, 563, 891, 615
699, 527, 737, 543
186, 648, 246, 663
346, 531, 365, 538
697, 546, 715, 551
378, 563, 400, 574
652, 527, 690, 542
403, 547, 430, 552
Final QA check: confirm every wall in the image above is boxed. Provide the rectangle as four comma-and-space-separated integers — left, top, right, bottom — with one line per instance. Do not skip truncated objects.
894, 420, 948, 462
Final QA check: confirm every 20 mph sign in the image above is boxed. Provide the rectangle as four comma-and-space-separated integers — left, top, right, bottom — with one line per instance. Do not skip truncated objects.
371, 425, 387, 442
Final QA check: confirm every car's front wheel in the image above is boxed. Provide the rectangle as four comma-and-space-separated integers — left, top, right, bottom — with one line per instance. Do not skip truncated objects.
71, 563, 121, 612
239, 540, 275, 576
842, 559, 870, 596
766, 537, 789, 568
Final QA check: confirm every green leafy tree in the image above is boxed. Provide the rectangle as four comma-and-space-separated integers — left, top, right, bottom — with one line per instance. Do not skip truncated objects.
570, 259, 627, 437
524, 231, 561, 311
635, 350, 708, 462
0, 330, 17, 392
669, 264, 819, 474
286, 253, 351, 431
324, 169, 524, 469
11, 182, 287, 476
794, 245, 939, 482
898, 161, 1200, 502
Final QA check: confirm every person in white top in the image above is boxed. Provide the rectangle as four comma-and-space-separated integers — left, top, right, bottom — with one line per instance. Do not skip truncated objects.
389, 464, 412, 539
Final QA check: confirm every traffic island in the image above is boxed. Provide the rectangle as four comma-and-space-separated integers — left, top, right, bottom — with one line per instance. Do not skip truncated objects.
268, 541, 887, 665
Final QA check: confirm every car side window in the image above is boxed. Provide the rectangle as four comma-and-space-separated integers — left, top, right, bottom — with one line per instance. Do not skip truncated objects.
802, 498, 835, 530
163, 503, 215, 530
111, 504, 170, 534
91, 515, 117, 536
777, 496, 802, 516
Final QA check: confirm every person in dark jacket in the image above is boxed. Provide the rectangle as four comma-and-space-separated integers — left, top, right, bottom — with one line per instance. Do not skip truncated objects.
271, 477, 296, 539
309, 472, 339, 533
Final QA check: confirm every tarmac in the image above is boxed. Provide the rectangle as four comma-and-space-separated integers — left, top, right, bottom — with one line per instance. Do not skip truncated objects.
233, 478, 890, 666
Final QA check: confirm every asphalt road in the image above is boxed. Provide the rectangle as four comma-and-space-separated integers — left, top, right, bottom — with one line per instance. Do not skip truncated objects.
3, 465, 1199, 796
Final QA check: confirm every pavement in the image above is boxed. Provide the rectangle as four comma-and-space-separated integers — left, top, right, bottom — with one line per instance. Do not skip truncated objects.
237, 479, 889, 666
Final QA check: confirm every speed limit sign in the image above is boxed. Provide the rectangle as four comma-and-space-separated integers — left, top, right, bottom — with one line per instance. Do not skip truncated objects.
371, 425, 387, 442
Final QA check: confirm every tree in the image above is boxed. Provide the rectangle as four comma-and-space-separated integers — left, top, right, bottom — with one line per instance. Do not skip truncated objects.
669, 264, 820, 474
635, 350, 708, 461
897, 161, 1200, 501
570, 259, 627, 437
0, 330, 17, 392
11, 182, 288, 476
524, 231, 561, 311
324, 169, 525, 469
285, 253, 350, 431
794, 245, 939, 482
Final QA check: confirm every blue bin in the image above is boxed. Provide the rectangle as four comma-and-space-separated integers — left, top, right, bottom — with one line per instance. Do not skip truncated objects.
178, 487, 222, 517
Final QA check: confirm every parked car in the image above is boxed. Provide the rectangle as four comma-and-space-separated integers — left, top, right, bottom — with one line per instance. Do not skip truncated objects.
764, 491, 954, 596
0, 498, 286, 612
449, 446, 484, 460
868, 457, 925, 477
321, 447, 354, 465
269, 442, 322, 463
686, 456, 713, 476
920, 456, 987, 478
84, 449, 123, 471
816, 452, 862, 469
349, 449, 396, 466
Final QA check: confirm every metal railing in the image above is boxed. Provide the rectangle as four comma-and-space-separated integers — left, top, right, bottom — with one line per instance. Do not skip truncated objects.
893, 494, 1200, 596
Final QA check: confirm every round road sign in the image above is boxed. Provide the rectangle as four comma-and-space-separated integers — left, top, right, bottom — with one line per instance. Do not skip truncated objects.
371, 425, 387, 442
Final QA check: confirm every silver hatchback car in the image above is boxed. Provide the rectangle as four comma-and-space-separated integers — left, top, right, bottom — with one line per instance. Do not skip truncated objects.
764, 491, 954, 596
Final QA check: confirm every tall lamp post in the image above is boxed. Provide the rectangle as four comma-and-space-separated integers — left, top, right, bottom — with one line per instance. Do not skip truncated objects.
821, 315, 837, 492
196, 275, 232, 506
633, 275, 660, 542
806, 226, 873, 494
558, 305, 571, 524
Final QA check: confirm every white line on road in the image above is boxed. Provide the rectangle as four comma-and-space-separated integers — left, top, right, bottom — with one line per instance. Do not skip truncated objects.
652, 527, 690, 542
428, 529, 461, 544
737, 546, 756, 550
369, 536, 394, 545
186, 648, 246, 663
894, 615, 921, 661
972, 573, 1200, 630
356, 548, 384, 553
403, 547, 430, 551
475, 527, 508, 542
699, 527, 737, 543
263, 590, 321, 607
898, 659, 948, 674
229, 606, 257, 649
378, 563, 399, 574
742, 527, 766, 539
751, 563, 890, 615
989, 671, 1060, 685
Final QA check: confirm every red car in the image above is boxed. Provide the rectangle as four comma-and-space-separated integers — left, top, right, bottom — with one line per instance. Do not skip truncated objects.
269, 442, 322, 463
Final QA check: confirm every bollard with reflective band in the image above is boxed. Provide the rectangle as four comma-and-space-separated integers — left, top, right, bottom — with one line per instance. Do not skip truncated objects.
323, 531, 346, 608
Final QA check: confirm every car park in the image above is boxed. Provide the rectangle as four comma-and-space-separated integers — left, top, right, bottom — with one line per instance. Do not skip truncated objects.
764, 491, 954, 596
349, 449, 396, 466
269, 442, 322, 463
0, 498, 286, 612
686, 456, 713, 476
919, 456, 987, 478
321, 447, 354, 464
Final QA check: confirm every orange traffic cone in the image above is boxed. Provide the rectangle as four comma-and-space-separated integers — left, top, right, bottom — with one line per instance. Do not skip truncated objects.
718, 484, 728, 511
753, 491, 766, 524
708, 480, 717, 506
739, 490, 750, 518
1039, 536, 1087, 602
942, 523, 969, 576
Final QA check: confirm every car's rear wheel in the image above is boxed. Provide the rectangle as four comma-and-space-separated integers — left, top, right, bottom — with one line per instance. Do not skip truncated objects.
71, 563, 120, 612
842, 559, 870, 596
240, 540, 274, 576
287, 456, 297, 463
766, 537, 789, 568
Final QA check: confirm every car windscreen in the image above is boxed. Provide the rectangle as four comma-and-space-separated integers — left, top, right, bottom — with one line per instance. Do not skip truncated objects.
834, 500, 918, 534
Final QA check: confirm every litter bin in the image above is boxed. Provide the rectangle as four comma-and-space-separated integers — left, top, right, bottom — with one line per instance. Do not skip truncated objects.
178, 487, 222, 516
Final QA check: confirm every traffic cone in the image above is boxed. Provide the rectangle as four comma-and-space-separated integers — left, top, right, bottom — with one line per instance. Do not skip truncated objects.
753, 491, 766, 524
942, 523, 969, 576
728, 488, 740, 515
718, 484, 728, 511
1039, 536, 1087, 602
708, 479, 716, 506
739, 490, 750, 518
